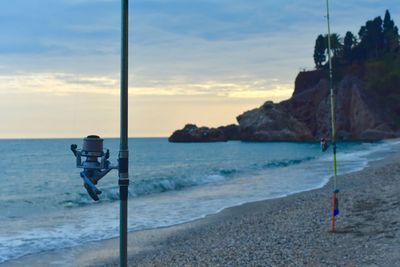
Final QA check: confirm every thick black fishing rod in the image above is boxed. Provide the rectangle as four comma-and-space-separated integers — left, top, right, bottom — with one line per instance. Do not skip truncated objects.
70, 1, 130, 266
119, 0, 130, 266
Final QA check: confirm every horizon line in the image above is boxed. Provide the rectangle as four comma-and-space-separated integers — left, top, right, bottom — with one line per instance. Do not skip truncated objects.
0, 136, 169, 140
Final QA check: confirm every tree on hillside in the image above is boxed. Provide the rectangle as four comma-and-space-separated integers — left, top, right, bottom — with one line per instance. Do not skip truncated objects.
343, 31, 357, 62
383, 10, 400, 52
383, 10, 395, 33
312, 9, 400, 65
359, 16, 384, 57
325, 33, 343, 58
313, 34, 326, 68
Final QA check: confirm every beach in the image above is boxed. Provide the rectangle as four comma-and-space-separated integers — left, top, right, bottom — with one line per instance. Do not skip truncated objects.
4, 148, 399, 267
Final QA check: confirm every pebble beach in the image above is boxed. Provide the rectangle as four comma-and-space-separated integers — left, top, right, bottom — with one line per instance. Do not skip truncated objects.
115, 152, 400, 266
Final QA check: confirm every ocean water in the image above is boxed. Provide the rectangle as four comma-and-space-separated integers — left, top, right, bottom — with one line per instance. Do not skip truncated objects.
0, 138, 398, 263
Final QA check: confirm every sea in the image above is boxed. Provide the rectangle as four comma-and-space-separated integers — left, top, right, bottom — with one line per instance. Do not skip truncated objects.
0, 138, 399, 264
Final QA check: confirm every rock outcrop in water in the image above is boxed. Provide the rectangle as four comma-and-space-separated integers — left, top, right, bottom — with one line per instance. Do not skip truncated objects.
168, 124, 241, 142
169, 124, 226, 142
237, 101, 313, 141
169, 70, 400, 142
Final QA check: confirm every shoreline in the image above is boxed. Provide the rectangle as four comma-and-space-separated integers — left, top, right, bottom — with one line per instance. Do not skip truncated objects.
3, 149, 400, 266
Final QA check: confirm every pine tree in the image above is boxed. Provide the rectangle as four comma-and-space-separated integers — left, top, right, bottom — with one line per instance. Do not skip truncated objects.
313, 34, 326, 69
358, 16, 384, 57
383, 10, 399, 52
343, 31, 356, 62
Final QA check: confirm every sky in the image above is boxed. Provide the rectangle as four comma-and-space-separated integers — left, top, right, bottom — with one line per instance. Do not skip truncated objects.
0, 0, 398, 138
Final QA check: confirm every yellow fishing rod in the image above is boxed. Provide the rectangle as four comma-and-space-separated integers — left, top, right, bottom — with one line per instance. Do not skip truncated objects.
325, 0, 339, 232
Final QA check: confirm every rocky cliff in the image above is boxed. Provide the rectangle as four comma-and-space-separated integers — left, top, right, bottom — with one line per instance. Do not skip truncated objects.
282, 72, 397, 140
236, 101, 313, 141
169, 70, 399, 142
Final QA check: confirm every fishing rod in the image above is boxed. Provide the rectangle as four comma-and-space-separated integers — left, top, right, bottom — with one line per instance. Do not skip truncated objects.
119, 0, 130, 265
70, 0, 130, 265
325, 0, 339, 232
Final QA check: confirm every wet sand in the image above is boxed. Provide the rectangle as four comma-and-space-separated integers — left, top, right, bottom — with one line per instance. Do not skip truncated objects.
3, 151, 400, 267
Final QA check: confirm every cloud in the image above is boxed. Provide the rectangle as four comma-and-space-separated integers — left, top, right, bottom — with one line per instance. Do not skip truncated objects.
0, 0, 399, 137
0, 71, 292, 104
0, 73, 119, 96
2, 0, 398, 97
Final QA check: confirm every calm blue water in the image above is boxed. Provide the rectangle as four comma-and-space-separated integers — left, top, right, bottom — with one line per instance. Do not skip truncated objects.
0, 138, 398, 263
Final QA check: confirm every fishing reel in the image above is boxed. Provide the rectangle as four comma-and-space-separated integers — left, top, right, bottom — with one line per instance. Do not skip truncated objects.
71, 135, 117, 201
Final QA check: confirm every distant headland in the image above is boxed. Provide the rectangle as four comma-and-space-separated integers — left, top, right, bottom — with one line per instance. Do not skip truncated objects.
169, 10, 400, 142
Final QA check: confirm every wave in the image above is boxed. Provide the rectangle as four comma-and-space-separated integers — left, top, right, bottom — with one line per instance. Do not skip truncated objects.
60, 156, 318, 207
252, 156, 316, 169
60, 171, 233, 207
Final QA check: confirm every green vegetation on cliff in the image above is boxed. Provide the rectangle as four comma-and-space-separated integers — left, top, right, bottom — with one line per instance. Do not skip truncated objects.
365, 56, 400, 125
313, 9, 400, 128
313, 10, 399, 67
